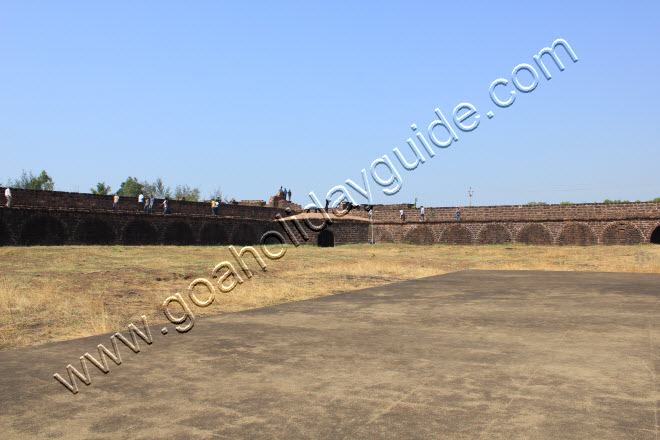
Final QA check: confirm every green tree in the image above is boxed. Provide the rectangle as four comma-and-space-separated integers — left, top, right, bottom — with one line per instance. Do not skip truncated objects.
208, 186, 229, 202
649, 197, 660, 202
603, 199, 626, 204
90, 182, 112, 195
117, 177, 144, 197
141, 178, 171, 198
174, 184, 200, 201
560, 201, 571, 205
9, 170, 55, 190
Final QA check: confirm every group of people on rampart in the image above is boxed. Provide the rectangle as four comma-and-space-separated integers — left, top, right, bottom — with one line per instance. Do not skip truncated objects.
112, 193, 169, 214
0, 187, 286, 217
3, 186, 465, 221
115, 193, 226, 215
278, 186, 292, 201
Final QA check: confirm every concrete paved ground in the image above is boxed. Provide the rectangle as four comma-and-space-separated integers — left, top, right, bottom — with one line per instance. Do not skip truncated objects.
0, 270, 658, 439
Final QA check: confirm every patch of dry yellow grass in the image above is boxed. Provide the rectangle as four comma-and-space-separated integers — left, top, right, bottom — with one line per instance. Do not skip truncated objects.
0, 243, 658, 350
0, 277, 122, 349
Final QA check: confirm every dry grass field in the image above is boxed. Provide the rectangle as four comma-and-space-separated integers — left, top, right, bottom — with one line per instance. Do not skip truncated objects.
1, 243, 659, 351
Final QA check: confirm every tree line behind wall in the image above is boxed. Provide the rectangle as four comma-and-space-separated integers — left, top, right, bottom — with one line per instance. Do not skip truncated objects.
6, 170, 55, 191
90, 177, 228, 202
4, 170, 227, 203
94, 176, 201, 201
4, 171, 208, 201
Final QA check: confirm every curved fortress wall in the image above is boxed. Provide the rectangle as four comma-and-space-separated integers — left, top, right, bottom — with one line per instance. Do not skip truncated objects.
0, 189, 658, 246
363, 202, 660, 245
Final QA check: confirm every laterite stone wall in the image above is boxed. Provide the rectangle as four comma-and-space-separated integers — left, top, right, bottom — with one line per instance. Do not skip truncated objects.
0, 189, 658, 246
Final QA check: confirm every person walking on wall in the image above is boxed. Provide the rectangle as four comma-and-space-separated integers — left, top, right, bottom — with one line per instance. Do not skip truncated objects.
287, 189, 291, 202
368, 208, 373, 221
4, 187, 11, 208
455, 208, 460, 221
400, 209, 405, 222
420, 206, 425, 221
211, 198, 217, 215
138, 193, 144, 211
113, 193, 120, 212
162, 197, 169, 215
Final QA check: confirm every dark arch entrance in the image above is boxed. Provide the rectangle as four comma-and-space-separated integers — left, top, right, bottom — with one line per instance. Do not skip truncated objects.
318, 229, 334, 247
164, 221, 195, 245
123, 220, 158, 245
21, 215, 67, 245
75, 219, 115, 244
651, 226, 660, 244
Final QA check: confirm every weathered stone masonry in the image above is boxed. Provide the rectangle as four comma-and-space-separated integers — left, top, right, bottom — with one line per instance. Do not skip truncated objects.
0, 189, 658, 246
365, 203, 660, 245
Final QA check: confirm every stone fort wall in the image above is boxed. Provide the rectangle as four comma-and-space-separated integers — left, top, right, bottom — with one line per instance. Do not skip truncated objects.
347, 202, 660, 223
0, 189, 658, 246
4, 188, 299, 220
372, 219, 660, 246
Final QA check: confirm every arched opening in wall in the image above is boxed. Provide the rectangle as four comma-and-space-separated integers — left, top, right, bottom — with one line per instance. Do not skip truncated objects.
403, 226, 435, 245
75, 219, 115, 244
164, 221, 195, 245
20, 215, 67, 245
477, 224, 511, 244
318, 229, 334, 247
602, 222, 643, 245
651, 226, 660, 244
557, 223, 596, 246
440, 225, 472, 245
123, 220, 158, 245
200, 223, 229, 245
232, 223, 257, 245
516, 224, 552, 245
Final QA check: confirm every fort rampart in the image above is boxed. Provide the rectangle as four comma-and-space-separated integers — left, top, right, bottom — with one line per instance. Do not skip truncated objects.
1, 189, 658, 246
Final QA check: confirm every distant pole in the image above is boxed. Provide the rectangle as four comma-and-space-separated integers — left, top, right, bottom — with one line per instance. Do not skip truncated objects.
468, 187, 474, 207
371, 216, 374, 245
371, 208, 374, 245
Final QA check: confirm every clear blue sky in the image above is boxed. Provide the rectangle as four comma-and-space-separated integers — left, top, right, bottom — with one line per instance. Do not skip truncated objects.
1, 1, 658, 207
